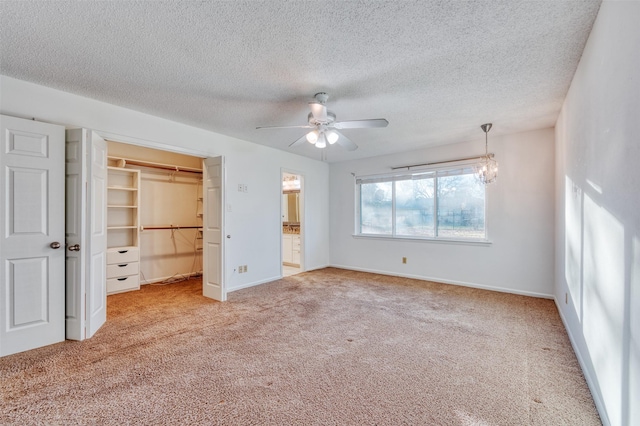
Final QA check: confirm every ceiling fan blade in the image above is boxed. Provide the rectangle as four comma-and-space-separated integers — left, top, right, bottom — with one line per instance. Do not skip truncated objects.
288, 133, 309, 148
333, 119, 389, 129
256, 125, 313, 130
309, 102, 328, 122
334, 131, 358, 151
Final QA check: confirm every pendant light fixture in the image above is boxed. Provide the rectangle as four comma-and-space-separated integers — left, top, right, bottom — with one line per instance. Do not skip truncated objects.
475, 123, 498, 185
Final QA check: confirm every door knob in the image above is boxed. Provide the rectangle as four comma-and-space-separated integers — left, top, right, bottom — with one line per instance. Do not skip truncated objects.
226, 235, 231, 239
68, 244, 80, 251
50, 242, 61, 249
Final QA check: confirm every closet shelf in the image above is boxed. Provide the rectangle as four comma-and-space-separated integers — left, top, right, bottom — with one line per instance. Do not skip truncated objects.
108, 156, 202, 174
108, 226, 138, 230
107, 186, 138, 191
108, 205, 137, 208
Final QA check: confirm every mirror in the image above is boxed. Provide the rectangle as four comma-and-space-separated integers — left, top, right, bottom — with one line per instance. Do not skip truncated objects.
282, 192, 299, 224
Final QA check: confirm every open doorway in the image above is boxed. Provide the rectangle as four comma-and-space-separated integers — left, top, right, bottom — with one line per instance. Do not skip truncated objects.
106, 141, 204, 293
282, 171, 303, 277
101, 139, 225, 302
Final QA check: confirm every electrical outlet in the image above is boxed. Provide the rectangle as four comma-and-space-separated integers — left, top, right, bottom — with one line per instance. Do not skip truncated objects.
245, 265, 248, 272
402, 257, 407, 264
239, 265, 244, 274
243, 185, 248, 193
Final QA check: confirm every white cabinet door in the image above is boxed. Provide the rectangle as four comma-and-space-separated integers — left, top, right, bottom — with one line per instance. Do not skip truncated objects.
292, 235, 301, 265
203, 156, 225, 301
282, 234, 293, 263
0, 115, 65, 357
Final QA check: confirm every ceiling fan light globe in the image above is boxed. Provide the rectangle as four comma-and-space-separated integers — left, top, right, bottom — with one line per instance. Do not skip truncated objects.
316, 133, 327, 148
326, 130, 339, 144
306, 130, 319, 144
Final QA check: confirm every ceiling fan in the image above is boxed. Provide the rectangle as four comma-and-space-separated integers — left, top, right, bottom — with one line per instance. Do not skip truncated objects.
256, 93, 388, 151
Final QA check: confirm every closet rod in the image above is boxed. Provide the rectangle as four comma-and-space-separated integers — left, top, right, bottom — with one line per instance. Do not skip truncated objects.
141, 225, 202, 230
108, 156, 203, 174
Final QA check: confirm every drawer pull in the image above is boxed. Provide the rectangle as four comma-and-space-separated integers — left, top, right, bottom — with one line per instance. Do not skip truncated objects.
118, 250, 128, 254
118, 264, 127, 267
117, 277, 128, 281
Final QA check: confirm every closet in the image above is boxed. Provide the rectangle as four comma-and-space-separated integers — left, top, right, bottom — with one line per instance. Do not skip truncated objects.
106, 141, 203, 294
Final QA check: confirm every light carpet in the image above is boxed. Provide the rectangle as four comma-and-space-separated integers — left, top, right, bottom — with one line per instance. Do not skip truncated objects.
0, 268, 600, 425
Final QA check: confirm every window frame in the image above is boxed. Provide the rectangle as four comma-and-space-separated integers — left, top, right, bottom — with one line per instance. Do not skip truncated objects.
354, 163, 491, 244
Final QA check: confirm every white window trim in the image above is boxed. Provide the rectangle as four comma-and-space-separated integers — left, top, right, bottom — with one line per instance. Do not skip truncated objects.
354, 163, 491, 245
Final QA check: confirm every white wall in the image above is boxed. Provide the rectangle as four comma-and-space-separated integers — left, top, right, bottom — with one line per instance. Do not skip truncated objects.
554, 2, 640, 425
0, 76, 330, 292
330, 127, 556, 297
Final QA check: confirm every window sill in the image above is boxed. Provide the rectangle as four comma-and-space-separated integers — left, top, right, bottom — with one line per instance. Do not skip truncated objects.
351, 234, 492, 246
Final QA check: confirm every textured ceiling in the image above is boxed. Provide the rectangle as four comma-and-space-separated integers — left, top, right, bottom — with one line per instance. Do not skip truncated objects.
0, 1, 601, 162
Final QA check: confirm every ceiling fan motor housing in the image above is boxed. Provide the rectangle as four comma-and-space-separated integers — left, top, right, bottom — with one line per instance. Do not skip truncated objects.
308, 111, 336, 126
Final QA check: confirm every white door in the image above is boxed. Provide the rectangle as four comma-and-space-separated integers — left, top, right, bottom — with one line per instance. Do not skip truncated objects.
65, 129, 107, 340
202, 156, 225, 301
0, 115, 65, 357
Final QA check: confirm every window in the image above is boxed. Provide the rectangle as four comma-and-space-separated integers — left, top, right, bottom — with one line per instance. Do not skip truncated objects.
356, 166, 487, 241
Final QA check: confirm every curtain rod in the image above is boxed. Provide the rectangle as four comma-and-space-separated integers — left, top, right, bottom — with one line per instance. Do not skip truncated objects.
141, 225, 202, 230
108, 156, 203, 174
391, 153, 493, 170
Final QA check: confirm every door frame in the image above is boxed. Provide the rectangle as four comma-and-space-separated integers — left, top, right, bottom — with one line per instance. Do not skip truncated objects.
89, 130, 226, 299
280, 168, 305, 276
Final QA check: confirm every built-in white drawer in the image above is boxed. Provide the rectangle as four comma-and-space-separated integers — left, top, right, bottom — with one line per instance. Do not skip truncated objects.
107, 247, 139, 264
107, 262, 139, 279
107, 274, 140, 294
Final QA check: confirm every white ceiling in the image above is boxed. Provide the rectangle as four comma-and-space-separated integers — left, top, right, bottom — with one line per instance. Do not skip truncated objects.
0, 1, 601, 163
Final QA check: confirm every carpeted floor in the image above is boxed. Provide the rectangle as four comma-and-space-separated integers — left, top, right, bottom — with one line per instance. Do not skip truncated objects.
1, 268, 600, 425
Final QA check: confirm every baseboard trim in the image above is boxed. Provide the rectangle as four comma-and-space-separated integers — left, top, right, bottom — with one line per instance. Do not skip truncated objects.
227, 275, 282, 293
302, 264, 330, 273
140, 272, 202, 285
329, 264, 554, 299
222, 265, 332, 294
554, 298, 610, 426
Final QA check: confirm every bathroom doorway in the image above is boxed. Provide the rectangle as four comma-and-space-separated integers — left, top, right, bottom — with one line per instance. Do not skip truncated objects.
281, 171, 303, 277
